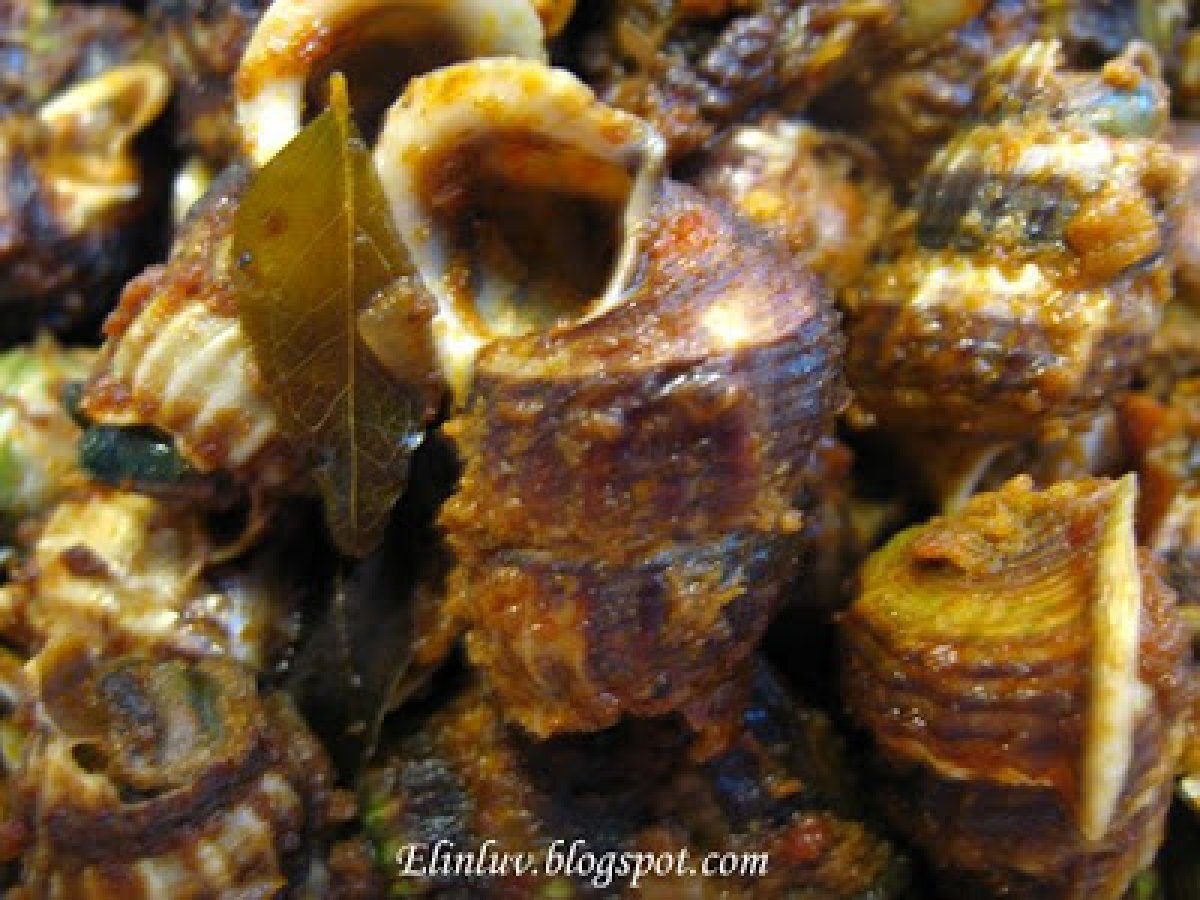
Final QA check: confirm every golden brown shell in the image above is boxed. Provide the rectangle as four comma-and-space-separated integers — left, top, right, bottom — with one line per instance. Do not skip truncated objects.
0, 486, 305, 672
843, 42, 1185, 438
694, 116, 894, 291
842, 476, 1190, 900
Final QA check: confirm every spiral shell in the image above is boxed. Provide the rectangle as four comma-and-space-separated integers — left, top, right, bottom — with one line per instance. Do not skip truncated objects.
427, 163, 844, 745
81, 168, 299, 494
842, 475, 1190, 899
0, 25, 170, 340
585, 0, 986, 162
836, 0, 1038, 189
360, 662, 907, 899
975, 40, 1171, 134
373, 57, 666, 402
82, 0, 556, 494
0, 487, 306, 672
12, 647, 332, 899
147, 0, 271, 171
889, 408, 1124, 514
844, 41, 1184, 438
694, 117, 894, 291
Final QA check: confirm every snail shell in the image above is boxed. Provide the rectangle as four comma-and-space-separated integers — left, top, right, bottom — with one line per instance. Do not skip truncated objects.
235, 0, 547, 166
12, 647, 332, 899
837, 0, 1038, 190
693, 117, 894, 292
82, 167, 300, 493
147, 0, 271, 172
975, 40, 1171, 134
842, 475, 1190, 899
585, 0, 982, 162
373, 58, 666, 404
154, 0, 572, 173
844, 41, 1184, 438
0, 51, 170, 341
889, 408, 1124, 515
360, 661, 907, 898
0, 487, 305, 672
396, 74, 846, 744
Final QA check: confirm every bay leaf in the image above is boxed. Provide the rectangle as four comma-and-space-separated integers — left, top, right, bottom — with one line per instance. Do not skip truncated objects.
232, 76, 438, 556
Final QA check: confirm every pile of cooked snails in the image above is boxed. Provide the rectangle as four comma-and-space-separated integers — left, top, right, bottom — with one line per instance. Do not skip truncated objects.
2, 0, 1200, 897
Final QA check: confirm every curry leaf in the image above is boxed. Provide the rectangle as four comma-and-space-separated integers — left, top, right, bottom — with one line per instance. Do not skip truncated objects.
232, 76, 438, 556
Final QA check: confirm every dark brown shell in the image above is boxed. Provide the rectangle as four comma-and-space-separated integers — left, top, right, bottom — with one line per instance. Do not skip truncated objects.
360, 661, 907, 899
827, 0, 1038, 191
582, 0, 966, 162
0, 3, 170, 341
440, 181, 845, 749
147, 0, 270, 169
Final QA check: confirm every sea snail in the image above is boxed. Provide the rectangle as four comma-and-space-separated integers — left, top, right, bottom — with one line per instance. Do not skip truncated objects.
0, 486, 308, 673
369, 57, 845, 747
81, 167, 302, 495
844, 41, 1185, 439
693, 116, 895, 294
87, 0, 847, 754
0, 3, 170, 341
11, 647, 332, 899
584, 0, 985, 163
372, 57, 667, 404
234, 0, 547, 166
842, 475, 1190, 899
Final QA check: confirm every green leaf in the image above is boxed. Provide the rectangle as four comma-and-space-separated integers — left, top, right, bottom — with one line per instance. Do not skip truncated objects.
232, 76, 438, 556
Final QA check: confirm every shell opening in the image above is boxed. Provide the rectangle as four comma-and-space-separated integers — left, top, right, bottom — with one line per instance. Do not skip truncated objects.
425, 133, 631, 335
36, 647, 254, 795
35, 61, 170, 231
374, 58, 666, 402
236, 0, 547, 167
